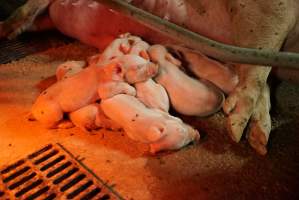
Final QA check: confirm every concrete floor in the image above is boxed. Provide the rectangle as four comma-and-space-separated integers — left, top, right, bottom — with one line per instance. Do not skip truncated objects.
0, 41, 299, 200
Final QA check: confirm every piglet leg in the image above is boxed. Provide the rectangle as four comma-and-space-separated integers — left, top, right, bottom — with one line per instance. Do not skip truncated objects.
98, 81, 136, 99
135, 79, 169, 112
69, 103, 121, 132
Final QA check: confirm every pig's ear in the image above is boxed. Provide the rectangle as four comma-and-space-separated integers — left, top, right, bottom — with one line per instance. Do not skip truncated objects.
110, 63, 125, 81
165, 53, 182, 66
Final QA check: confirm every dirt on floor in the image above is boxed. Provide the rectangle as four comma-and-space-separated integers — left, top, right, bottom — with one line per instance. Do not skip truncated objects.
0, 41, 299, 200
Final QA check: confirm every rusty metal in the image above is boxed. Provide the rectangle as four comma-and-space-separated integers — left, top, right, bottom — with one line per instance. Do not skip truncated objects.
0, 31, 72, 64
0, 143, 124, 200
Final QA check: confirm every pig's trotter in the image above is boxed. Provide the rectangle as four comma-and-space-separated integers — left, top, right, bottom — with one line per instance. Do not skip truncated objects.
247, 85, 271, 155
223, 81, 257, 142
1, 0, 51, 39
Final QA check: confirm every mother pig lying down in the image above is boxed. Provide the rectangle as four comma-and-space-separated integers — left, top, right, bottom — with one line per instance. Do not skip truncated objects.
29, 34, 237, 153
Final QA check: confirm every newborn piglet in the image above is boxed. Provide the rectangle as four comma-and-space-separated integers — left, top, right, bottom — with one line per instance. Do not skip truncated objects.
149, 45, 224, 117
101, 94, 199, 153
168, 45, 239, 94
96, 33, 150, 65
31, 54, 158, 128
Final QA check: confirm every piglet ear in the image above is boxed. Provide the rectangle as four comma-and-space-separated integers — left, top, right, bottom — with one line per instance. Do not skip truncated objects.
110, 63, 125, 81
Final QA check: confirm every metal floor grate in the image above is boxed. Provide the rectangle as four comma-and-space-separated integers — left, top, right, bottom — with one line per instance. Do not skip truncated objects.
0, 31, 73, 64
0, 144, 123, 200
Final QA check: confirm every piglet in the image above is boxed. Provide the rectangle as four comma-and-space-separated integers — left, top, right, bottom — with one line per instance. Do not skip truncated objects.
148, 45, 224, 117
101, 94, 200, 153
168, 45, 238, 94
31, 54, 158, 128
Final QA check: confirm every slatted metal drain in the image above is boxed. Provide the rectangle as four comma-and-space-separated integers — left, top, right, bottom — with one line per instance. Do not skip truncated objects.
0, 144, 123, 200
0, 31, 73, 64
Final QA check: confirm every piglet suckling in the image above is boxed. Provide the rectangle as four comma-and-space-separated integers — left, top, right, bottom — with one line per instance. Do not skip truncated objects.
101, 94, 200, 153
148, 45, 224, 117
169, 46, 239, 94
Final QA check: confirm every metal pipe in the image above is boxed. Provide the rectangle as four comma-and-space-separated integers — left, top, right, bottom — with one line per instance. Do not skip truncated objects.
96, 0, 299, 69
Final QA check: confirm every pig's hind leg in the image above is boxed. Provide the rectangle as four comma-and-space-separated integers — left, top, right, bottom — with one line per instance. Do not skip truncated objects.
0, 0, 52, 39
247, 84, 271, 155
224, 0, 297, 154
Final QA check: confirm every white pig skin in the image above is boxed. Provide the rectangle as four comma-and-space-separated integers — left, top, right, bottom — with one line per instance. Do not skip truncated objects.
101, 94, 200, 153
148, 45, 224, 117
31, 55, 158, 128
169, 45, 239, 94
56, 60, 86, 81
135, 79, 169, 112
69, 103, 122, 132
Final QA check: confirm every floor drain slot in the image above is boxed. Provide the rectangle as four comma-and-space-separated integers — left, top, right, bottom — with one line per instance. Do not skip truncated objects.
3, 166, 30, 183
67, 180, 93, 199
33, 150, 59, 165
8, 172, 36, 190
15, 179, 43, 198
54, 167, 79, 185
0, 143, 123, 199
1, 160, 25, 175
60, 174, 86, 192
40, 155, 65, 172
46, 161, 72, 178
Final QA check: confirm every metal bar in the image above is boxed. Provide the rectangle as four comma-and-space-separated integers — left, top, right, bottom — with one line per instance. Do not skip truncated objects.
96, 0, 299, 69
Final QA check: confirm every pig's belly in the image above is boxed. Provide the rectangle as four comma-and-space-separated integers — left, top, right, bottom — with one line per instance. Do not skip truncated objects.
49, 0, 169, 49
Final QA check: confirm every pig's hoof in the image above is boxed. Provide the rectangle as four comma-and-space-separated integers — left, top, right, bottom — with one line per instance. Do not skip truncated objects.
223, 84, 259, 142
247, 119, 270, 155
2, 0, 51, 39
246, 85, 271, 155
